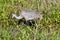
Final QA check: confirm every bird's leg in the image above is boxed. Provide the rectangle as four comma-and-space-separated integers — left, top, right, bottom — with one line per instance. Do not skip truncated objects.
29, 20, 34, 26
23, 20, 28, 26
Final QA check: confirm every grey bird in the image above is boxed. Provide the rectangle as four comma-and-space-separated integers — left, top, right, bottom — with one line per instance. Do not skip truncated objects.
12, 10, 43, 26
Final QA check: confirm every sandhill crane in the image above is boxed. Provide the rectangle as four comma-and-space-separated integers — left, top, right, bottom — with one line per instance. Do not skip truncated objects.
12, 10, 43, 26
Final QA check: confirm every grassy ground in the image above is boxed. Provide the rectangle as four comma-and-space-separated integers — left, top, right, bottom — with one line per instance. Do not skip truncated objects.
0, 0, 60, 40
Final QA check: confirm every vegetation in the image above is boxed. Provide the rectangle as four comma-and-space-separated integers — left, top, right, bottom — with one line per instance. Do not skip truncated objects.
0, 0, 60, 40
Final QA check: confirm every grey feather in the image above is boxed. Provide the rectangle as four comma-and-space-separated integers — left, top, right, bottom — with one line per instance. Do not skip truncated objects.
12, 10, 43, 21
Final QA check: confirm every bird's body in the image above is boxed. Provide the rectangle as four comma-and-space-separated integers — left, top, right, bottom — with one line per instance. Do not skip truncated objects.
12, 10, 42, 21
12, 10, 43, 26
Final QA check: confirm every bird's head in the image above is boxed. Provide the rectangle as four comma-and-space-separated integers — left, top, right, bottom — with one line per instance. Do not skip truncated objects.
12, 14, 16, 18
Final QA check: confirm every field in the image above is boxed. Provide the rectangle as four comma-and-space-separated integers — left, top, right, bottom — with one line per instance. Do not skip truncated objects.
0, 0, 60, 40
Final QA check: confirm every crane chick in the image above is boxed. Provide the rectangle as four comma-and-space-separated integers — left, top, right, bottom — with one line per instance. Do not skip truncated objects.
12, 10, 43, 26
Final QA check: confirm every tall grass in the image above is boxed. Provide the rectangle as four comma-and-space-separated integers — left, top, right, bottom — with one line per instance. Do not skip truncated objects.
0, 0, 60, 40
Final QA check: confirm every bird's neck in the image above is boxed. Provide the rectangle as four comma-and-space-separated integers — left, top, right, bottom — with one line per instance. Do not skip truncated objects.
13, 14, 23, 20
